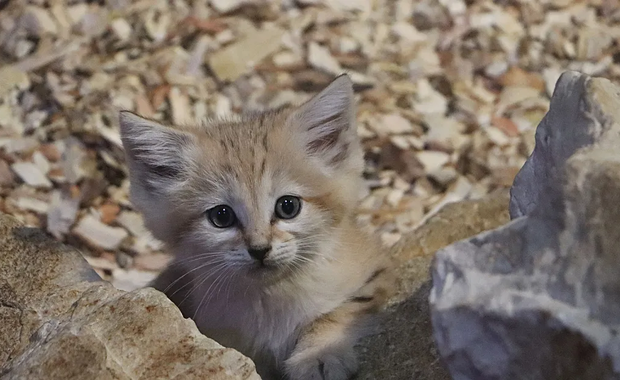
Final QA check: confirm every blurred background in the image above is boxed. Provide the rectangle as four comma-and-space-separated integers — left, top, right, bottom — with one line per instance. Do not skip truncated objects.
0, 0, 613, 289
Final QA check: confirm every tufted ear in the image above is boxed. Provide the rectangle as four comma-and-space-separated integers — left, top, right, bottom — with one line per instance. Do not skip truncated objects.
119, 111, 196, 194
289, 74, 359, 169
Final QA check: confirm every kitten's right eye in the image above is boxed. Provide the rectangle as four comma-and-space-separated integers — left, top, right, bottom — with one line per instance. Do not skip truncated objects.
207, 205, 237, 228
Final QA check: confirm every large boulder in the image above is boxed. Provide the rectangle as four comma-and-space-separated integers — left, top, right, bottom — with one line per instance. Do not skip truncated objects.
431, 71, 620, 379
0, 213, 259, 380
356, 190, 510, 380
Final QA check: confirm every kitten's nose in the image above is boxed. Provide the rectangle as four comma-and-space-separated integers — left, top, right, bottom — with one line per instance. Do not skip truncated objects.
248, 246, 271, 262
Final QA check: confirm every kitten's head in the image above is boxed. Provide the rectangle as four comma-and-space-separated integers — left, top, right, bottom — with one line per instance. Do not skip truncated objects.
119, 75, 364, 280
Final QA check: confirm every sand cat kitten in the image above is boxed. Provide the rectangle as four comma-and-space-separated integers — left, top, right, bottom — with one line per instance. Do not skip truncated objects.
119, 75, 394, 380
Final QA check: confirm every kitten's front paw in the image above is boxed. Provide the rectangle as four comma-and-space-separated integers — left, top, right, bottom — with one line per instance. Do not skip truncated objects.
284, 348, 358, 380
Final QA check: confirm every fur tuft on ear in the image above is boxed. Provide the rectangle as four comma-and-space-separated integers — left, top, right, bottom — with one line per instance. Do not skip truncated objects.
290, 74, 360, 168
119, 111, 195, 194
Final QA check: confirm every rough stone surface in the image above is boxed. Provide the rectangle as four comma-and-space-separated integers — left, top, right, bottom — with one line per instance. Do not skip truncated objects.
0, 213, 259, 380
431, 71, 620, 379
356, 190, 510, 380
509, 72, 597, 218
357, 282, 450, 380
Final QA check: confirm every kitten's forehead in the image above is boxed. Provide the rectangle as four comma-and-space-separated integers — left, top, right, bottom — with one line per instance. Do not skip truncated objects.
193, 110, 299, 180
203, 109, 289, 146
184, 110, 307, 201
179, 104, 354, 219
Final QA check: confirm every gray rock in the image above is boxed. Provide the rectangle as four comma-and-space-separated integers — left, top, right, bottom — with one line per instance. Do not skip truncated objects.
431, 71, 620, 379
509, 72, 597, 219
0, 213, 259, 380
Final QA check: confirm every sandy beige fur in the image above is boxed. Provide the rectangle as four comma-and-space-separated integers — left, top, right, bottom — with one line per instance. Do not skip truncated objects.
119, 75, 394, 380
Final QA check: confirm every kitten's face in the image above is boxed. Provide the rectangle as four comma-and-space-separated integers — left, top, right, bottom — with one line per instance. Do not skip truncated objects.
169, 118, 360, 279
120, 75, 363, 280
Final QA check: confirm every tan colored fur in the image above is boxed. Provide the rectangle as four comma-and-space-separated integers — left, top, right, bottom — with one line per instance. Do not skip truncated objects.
119, 75, 394, 380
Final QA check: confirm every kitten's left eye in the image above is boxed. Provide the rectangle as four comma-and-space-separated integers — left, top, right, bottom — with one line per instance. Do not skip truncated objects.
275, 196, 302, 219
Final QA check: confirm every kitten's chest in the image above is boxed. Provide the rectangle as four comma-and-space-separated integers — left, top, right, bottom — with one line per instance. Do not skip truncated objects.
193, 285, 315, 360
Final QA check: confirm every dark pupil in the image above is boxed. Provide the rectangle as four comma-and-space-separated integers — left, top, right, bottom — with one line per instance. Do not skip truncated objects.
212, 206, 234, 227
283, 199, 296, 215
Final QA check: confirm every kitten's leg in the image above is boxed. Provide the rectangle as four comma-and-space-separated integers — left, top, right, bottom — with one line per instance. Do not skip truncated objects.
284, 269, 392, 380
284, 304, 377, 380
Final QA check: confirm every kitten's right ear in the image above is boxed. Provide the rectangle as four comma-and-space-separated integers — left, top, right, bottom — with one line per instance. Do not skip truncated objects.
119, 111, 195, 192
289, 74, 359, 171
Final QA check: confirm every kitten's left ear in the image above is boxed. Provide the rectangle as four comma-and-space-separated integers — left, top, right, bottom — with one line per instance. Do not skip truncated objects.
289, 74, 361, 169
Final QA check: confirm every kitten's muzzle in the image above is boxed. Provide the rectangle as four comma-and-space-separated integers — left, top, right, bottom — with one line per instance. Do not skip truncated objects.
248, 246, 271, 262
